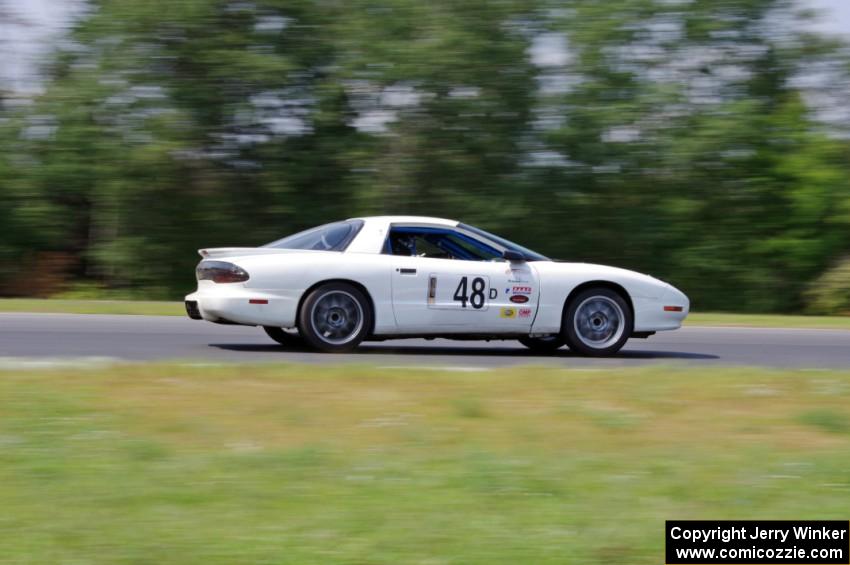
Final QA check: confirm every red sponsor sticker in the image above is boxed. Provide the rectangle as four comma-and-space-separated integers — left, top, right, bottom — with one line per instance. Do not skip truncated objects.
519, 308, 532, 318
511, 286, 532, 295
509, 295, 529, 304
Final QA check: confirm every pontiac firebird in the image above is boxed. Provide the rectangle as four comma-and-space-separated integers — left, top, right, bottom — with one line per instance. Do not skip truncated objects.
185, 216, 689, 356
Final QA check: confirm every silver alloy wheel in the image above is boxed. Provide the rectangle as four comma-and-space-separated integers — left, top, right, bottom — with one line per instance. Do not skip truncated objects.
573, 295, 626, 349
310, 290, 364, 345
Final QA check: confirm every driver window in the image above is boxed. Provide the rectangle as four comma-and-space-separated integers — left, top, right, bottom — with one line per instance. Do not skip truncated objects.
388, 231, 451, 258
386, 227, 501, 261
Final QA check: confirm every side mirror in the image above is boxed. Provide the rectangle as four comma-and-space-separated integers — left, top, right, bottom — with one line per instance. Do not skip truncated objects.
502, 249, 525, 262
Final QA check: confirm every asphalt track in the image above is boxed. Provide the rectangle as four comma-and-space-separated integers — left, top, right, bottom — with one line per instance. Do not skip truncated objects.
1, 312, 850, 369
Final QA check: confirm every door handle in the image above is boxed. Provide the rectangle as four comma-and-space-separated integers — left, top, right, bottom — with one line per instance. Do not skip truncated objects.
397, 268, 417, 275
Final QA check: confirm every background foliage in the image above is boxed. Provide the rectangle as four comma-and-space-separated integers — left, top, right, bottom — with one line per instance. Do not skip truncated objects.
1, 0, 849, 312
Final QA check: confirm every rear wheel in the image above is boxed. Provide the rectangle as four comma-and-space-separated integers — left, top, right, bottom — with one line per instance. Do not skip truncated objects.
298, 282, 372, 353
518, 335, 564, 352
563, 287, 632, 357
263, 326, 304, 348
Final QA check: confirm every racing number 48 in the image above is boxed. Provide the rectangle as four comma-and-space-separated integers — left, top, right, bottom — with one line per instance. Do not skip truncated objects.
453, 276, 486, 309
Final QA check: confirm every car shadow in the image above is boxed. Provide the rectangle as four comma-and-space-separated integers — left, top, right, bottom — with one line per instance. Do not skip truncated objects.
208, 342, 718, 360
616, 350, 718, 360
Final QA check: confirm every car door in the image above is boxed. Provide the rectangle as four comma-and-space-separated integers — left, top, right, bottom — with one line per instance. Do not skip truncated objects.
388, 226, 540, 333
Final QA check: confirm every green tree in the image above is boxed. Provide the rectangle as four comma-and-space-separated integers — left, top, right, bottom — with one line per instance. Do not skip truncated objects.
2, 0, 849, 313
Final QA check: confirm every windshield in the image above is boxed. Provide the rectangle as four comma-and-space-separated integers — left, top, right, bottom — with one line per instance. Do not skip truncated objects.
458, 223, 549, 261
262, 220, 364, 251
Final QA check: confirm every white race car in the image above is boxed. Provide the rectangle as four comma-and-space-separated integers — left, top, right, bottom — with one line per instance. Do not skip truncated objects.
185, 216, 689, 356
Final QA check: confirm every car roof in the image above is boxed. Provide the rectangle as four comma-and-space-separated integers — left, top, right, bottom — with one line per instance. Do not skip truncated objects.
351, 216, 460, 227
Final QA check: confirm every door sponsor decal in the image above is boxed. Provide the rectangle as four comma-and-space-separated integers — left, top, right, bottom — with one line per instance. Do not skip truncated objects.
505, 267, 531, 284
509, 295, 529, 304
501, 307, 532, 319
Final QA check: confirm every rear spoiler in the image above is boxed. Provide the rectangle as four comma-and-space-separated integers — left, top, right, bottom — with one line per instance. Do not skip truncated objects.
197, 247, 300, 259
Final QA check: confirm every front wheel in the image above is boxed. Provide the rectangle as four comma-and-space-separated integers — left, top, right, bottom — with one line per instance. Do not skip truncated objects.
518, 335, 564, 353
563, 287, 632, 357
298, 282, 372, 353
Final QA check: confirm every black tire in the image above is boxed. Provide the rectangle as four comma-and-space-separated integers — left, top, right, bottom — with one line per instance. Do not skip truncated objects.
263, 326, 305, 348
518, 335, 564, 352
298, 282, 372, 353
562, 287, 632, 357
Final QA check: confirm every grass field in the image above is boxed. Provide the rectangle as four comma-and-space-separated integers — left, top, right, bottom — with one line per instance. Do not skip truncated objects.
0, 298, 183, 316
1, 363, 849, 564
2, 298, 849, 330
687, 312, 850, 330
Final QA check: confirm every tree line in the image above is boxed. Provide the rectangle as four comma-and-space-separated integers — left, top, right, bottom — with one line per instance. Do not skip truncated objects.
1, 0, 849, 313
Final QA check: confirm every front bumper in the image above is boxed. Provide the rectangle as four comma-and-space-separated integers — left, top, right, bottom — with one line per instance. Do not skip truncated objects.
633, 284, 690, 332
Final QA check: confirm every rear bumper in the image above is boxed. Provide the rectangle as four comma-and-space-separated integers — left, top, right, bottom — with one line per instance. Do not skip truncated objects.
185, 300, 202, 320
184, 286, 300, 327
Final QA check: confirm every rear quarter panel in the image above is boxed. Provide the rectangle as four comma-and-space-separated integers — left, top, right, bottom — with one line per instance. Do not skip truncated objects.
232, 250, 396, 332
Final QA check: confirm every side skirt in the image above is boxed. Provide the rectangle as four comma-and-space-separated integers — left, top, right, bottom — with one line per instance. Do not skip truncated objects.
365, 333, 540, 342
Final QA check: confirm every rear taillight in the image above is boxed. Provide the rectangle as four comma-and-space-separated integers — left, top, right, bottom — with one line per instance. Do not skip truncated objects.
196, 261, 249, 283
